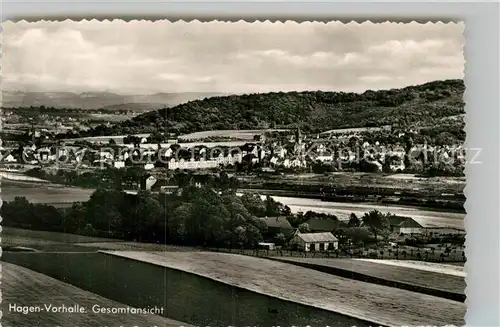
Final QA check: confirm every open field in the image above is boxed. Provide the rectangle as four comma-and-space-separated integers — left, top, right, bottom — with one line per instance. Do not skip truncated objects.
271, 257, 465, 299
1, 226, 203, 253
356, 259, 465, 277
0, 171, 50, 182
1, 179, 94, 203
1, 227, 120, 252
178, 128, 289, 141
103, 251, 466, 327
1, 262, 192, 327
2, 227, 119, 244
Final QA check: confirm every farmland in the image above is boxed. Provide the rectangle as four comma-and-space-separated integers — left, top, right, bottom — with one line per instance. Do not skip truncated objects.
1, 262, 192, 327
178, 128, 289, 141
1, 226, 201, 253
271, 257, 465, 300
1, 179, 94, 203
104, 251, 466, 327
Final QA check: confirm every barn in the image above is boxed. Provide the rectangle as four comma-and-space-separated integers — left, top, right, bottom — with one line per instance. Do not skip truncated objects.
289, 230, 338, 252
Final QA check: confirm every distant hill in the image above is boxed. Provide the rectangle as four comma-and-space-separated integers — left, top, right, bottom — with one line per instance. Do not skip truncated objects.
64, 79, 465, 137
99, 103, 168, 112
1, 91, 226, 111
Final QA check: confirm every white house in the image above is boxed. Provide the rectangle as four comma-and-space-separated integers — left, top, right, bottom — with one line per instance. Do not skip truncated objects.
4, 154, 17, 163
141, 175, 157, 190
114, 161, 125, 169
289, 231, 338, 252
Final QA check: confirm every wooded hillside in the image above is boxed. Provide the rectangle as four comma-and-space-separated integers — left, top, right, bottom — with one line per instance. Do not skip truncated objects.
70, 79, 465, 137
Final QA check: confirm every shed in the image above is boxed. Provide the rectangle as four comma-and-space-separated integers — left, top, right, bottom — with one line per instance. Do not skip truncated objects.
289, 231, 338, 252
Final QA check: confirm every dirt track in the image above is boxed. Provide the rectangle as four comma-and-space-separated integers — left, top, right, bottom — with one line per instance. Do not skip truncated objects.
104, 251, 466, 327
1, 262, 193, 327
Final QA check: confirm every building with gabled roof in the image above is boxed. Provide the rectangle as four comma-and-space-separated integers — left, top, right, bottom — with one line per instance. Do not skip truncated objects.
305, 218, 343, 233
387, 215, 423, 234
289, 230, 338, 252
259, 216, 294, 240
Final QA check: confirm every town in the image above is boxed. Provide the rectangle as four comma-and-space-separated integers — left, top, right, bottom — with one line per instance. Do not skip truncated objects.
1, 118, 466, 262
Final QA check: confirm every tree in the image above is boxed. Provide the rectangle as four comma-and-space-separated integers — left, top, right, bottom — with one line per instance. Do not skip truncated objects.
298, 223, 310, 233
347, 213, 360, 227
274, 233, 286, 246
361, 210, 389, 242
344, 227, 373, 247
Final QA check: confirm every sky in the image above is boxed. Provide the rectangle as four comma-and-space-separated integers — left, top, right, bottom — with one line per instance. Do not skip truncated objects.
2, 20, 465, 95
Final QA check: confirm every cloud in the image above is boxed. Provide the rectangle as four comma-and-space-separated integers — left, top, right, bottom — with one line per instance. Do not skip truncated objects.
2, 21, 464, 94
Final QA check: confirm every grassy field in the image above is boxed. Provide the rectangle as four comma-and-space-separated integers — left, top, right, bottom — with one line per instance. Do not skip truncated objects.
1, 226, 204, 253
1, 227, 120, 252
357, 259, 465, 276
104, 251, 465, 327
1, 262, 193, 327
272, 257, 465, 296
2, 179, 94, 203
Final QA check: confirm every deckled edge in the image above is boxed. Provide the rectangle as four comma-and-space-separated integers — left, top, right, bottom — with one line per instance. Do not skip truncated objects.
2, 18, 462, 24
0, 17, 3, 327
462, 17, 470, 327
0, 19, 466, 327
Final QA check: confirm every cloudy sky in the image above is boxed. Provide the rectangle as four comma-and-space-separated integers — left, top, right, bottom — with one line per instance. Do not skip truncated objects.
2, 20, 464, 95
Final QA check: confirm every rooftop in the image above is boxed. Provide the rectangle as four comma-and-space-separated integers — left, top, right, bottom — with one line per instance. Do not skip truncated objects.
388, 216, 423, 228
259, 216, 293, 229
295, 231, 338, 243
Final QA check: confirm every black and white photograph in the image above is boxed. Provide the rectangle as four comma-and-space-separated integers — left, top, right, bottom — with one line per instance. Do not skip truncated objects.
1, 20, 466, 327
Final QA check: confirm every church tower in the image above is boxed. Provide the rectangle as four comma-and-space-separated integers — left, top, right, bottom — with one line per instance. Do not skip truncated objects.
295, 127, 302, 144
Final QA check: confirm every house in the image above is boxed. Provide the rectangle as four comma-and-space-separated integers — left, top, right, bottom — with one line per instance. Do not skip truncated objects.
259, 216, 294, 239
387, 216, 423, 234
3, 153, 17, 163
114, 161, 125, 169
305, 218, 342, 233
140, 174, 157, 191
289, 230, 338, 252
